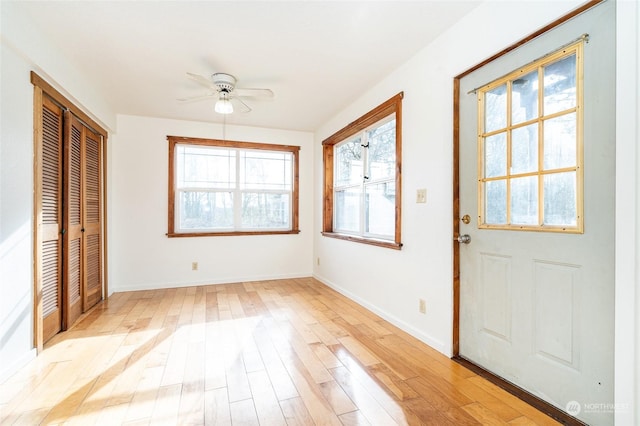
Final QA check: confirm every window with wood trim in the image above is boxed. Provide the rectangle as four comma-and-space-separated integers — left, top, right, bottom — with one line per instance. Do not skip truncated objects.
167, 136, 300, 237
477, 42, 583, 232
322, 93, 403, 249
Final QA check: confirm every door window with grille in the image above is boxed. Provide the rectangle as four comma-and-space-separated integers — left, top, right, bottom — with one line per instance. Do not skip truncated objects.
478, 42, 583, 232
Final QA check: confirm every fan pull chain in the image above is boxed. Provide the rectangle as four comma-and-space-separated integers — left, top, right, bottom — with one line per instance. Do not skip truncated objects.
222, 114, 226, 141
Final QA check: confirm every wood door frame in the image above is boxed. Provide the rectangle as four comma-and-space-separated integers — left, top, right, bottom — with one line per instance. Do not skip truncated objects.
32, 72, 109, 352
451, 1, 602, 424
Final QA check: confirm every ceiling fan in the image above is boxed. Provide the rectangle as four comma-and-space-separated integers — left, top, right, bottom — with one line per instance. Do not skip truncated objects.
180, 72, 274, 114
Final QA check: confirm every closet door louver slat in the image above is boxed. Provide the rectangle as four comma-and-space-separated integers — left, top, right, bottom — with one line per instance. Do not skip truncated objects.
82, 125, 103, 311
41, 97, 63, 342
63, 112, 83, 327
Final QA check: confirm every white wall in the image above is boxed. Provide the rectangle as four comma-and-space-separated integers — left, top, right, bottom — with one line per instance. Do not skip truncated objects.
314, 0, 639, 423
313, 0, 587, 355
0, 2, 116, 382
615, 1, 640, 423
0, 41, 37, 384
1, 1, 638, 423
109, 115, 314, 292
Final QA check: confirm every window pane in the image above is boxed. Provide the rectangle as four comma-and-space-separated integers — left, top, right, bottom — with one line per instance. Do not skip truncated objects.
511, 124, 538, 174
367, 118, 396, 181
511, 70, 539, 125
179, 191, 233, 229
485, 180, 507, 224
240, 151, 292, 190
484, 132, 507, 178
335, 137, 363, 186
544, 112, 576, 170
544, 54, 576, 116
511, 176, 538, 225
241, 193, 290, 229
544, 172, 577, 226
177, 146, 235, 189
335, 187, 360, 232
485, 84, 507, 132
364, 182, 395, 237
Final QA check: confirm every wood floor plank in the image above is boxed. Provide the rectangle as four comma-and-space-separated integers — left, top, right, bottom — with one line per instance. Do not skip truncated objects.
204, 387, 232, 425
338, 410, 372, 425
405, 376, 479, 425
329, 366, 400, 425
308, 322, 341, 346
252, 320, 300, 401
150, 383, 182, 424
368, 363, 420, 402
229, 398, 259, 425
178, 340, 206, 424
279, 396, 314, 426
123, 365, 163, 423
2, 278, 561, 425
462, 401, 511, 425
247, 370, 287, 425
318, 379, 357, 416
465, 376, 561, 425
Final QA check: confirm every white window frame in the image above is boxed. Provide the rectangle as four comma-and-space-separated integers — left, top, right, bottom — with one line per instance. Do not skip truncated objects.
333, 115, 396, 240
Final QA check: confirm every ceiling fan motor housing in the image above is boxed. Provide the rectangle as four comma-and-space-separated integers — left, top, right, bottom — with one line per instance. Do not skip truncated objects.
212, 73, 236, 92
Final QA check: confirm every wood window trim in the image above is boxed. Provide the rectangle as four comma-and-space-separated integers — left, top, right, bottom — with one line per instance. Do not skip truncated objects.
322, 92, 403, 250
32, 71, 109, 353
167, 135, 301, 237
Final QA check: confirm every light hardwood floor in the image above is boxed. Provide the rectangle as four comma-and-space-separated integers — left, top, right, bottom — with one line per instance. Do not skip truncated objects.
0, 278, 559, 425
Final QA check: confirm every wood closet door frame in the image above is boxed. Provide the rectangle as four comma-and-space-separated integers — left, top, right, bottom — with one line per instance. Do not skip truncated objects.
32, 72, 109, 352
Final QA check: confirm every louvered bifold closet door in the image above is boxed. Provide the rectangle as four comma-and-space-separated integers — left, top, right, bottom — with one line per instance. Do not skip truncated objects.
41, 97, 64, 342
81, 122, 103, 311
63, 112, 83, 328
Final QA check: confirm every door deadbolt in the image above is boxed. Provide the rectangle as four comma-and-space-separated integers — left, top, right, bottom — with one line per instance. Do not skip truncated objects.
461, 214, 471, 224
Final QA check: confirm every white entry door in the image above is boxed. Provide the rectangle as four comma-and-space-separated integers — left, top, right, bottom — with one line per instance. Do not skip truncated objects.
458, 2, 615, 425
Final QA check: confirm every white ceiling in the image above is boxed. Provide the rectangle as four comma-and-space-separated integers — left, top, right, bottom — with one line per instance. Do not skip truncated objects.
15, 1, 481, 132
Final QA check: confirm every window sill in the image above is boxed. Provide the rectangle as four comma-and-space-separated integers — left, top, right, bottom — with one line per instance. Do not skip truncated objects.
321, 232, 402, 250
168, 229, 301, 238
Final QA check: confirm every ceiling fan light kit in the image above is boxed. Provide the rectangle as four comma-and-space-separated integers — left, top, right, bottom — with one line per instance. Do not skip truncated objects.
214, 93, 233, 114
182, 72, 274, 115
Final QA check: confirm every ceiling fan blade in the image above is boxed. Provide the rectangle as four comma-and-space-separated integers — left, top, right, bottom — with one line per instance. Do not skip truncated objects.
177, 93, 216, 102
234, 88, 274, 99
231, 97, 252, 113
186, 72, 217, 90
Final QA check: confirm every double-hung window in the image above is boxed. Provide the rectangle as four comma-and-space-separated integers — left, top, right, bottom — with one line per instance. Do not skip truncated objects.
167, 136, 300, 237
322, 93, 402, 249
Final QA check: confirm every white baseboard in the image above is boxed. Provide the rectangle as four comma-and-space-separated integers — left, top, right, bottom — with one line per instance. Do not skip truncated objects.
0, 348, 36, 384
312, 273, 448, 356
110, 272, 312, 293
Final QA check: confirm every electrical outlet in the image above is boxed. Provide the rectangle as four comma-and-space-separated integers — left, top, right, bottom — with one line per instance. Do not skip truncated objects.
416, 188, 427, 203
419, 299, 426, 314
192, 262, 198, 271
